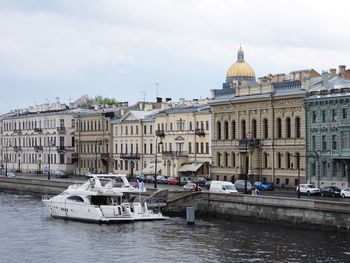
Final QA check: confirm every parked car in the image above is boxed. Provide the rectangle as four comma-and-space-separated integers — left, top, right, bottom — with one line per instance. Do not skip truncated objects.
183, 182, 201, 191
320, 186, 341, 197
209, 180, 237, 194
6, 172, 16, 178
341, 188, 350, 198
254, 181, 274, 191
144, 175, 155, 183
54, 170, 68, 178
156, 175, 168, 184
179, 177, 191, 186
234, 180, 253, 193
296, 184, 320, 196
194, 177, 207, 187
167, 176, 179, 185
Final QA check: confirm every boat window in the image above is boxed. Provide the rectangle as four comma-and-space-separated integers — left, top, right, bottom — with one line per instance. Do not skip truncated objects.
91, 196, 109, 206
67, 196, 84, 202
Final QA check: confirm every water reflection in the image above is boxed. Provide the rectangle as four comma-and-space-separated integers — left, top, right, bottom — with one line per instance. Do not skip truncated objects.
0, 193, 349, 263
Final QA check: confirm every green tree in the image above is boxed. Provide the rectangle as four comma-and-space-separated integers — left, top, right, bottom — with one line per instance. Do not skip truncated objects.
95, 95, 119, 106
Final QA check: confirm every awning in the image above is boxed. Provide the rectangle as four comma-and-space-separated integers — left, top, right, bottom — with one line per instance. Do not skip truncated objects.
178, 163, 203, 172
142, 162, 162, 174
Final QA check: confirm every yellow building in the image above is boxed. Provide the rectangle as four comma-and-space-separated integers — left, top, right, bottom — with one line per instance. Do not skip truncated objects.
210, 47, 320, 187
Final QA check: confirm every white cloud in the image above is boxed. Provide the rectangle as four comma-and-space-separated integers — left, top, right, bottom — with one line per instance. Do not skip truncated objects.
0, 0, 350, 113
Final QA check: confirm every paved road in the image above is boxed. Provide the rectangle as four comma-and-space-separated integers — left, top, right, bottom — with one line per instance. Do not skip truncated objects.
3, 172, 350, 203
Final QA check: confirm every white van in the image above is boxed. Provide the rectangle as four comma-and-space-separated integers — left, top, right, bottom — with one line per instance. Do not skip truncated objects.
209, 180, 238, 194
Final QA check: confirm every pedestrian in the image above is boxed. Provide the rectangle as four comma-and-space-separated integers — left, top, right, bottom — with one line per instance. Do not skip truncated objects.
252, 187, 258, 196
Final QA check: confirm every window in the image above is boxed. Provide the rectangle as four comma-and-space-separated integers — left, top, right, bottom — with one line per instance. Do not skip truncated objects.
217, 152, 221, 167
285, 178, 289, 185
224, 152, 229, 167
205, 142, 209, 154
286, 118, 291, 139
206, 121, 209, 130
286, 152, 291, 169
216, 121, 221, 140
277, 152, 282, 169
322, 161, 327, 176
322, 110, 326, 123
59, 154, 64, 164
276, 178, 280, 185
252, 119, 257, 139
144, 125, 147, 135
231, 121, 236, 140
276, 118, 282, 139
241, 120, 246, 139
189, 122, 192, 131
263, 152, 268, 168
312, 136, 316, 151
295, 117, 301, 138
343, 108, 348, 119
200, 142, 204, 154
332, 135, 337, 150
188, 142, 192, 154
263, 119, 268, 139
231, 152, 235, 167
332, 109, 337, 122
322, 135, 327, 151
150, 143, 153, 154
312, 111, 317, 123
224, 121, 229, 140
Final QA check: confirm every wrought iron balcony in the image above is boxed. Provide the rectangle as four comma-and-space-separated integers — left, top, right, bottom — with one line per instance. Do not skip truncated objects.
14, 146, 22, 152
120, 153, 140, 159
100, 153, 110, 160
156, 130, 165, 137
34, 145, 43, 152
162, 151, 188, 158
13, 129, 22, 134
57, 146, 65, 152
57, 127, 66, 134
34, 128, 43, 133
238, 138, 261, 150
195, 128, 205, 136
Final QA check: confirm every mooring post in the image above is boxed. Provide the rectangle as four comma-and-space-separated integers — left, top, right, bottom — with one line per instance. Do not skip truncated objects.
186, 207, 195, 224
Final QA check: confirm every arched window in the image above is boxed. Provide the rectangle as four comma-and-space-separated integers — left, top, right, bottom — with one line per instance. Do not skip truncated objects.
263, 118, 268, 139
277, 152, 282, 168
252, 119, 257, 139
216, 152, 221, 167
276, 118, 282, 139
286, 117, 291, 139
224, 121, 229, 140
241, 120, 246, 139
263, 152, 268, 168
295, 117, 301, 138
232, 152, 236, 167
231, 121, 236, 140
216, 121, 221, 140
224, 152, 229, 167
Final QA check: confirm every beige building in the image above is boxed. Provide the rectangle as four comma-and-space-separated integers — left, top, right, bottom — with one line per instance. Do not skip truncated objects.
154, 100, 211, 179
210, 47, 320, 187
0, 100, 76, 175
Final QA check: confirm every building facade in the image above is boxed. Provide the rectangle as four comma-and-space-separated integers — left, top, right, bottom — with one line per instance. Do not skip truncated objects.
209, 47, 319, 187
0, 101, 76, 175
305, 71, 350, 188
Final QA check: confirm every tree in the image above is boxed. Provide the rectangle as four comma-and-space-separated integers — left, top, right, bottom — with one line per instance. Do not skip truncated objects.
94, 95, 119, 106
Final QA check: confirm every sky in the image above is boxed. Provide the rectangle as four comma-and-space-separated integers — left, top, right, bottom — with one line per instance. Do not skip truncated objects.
0, 0, 350, 114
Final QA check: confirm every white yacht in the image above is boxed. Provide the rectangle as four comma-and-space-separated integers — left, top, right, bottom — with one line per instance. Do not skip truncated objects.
42, 174, 168, 223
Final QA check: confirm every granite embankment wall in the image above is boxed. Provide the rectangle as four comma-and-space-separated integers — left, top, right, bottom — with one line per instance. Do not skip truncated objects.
164, 192, 350, 230
1, 177, 350, 229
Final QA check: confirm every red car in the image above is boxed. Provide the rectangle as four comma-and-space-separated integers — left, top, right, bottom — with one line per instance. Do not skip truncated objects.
167, 176, 179, 185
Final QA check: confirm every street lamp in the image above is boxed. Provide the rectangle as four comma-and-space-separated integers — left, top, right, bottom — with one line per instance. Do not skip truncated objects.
95, 139, 102, 173
48, 139, 55, 180
5, 143, 11, 177
244, 132, 252, 194
291, 153, 301, 198
154, 130, 165, 189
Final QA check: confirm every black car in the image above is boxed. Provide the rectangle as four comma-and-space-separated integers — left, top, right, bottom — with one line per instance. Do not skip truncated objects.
320, 186, 341, 197
194, 177, 207, 187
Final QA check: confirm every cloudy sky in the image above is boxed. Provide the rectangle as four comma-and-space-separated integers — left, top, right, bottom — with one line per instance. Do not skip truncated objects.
0, 0, 349, 114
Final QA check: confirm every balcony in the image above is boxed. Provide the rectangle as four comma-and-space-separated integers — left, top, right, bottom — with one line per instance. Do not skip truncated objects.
57, 127, 66, 134
238, 138, 261, 150
162, 151, 188, 158
57, 146, 65, 152
120, 153, 140, 159
13, 129, 22, 134
14, 146, 22, 152
155, 130, 165, 137
34, 128, 43, 133
34, 145, 43, 152
71, 153, 78, 163
195, 128, 205, 136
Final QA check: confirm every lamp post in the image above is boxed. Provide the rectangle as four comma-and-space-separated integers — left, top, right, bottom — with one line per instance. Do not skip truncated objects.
5, 143, 11, 177
48, 139, 55, 181
244, 132, 252, 194
291, 153, 301, 198
95, 139, 101, 173
154, 130, 164, 189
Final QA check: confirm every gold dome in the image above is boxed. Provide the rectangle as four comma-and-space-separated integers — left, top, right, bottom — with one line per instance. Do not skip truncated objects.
226, 47, 255, 78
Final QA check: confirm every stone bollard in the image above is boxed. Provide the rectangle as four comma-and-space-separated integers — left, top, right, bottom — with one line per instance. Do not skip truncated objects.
186, 207, 195, 225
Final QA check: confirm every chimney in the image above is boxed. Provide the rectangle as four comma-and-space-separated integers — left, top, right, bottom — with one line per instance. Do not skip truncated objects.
156, 97, 162, 103
322, 71, 330, 88
330, 68, 337, 77
339, 65, 346, 76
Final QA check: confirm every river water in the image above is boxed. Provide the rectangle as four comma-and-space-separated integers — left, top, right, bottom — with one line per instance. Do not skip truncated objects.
0, 193, 350, 263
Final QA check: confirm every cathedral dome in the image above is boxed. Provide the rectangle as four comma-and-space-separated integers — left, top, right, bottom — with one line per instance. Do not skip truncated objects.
226, 47, 255, 78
